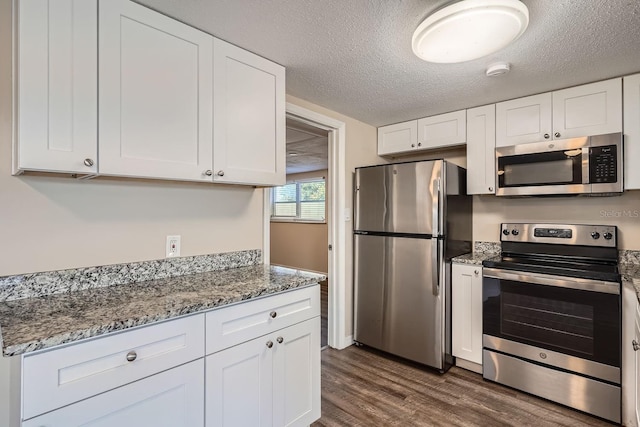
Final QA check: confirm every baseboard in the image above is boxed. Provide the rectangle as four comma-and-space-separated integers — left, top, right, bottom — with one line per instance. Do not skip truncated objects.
455, 357, 483, 374
335, 335, 353, 350
270, 263, 327, 277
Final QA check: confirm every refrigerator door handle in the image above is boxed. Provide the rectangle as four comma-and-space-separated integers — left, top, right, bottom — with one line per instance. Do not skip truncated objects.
432, 177, 440, 236
432, 238, 439, 296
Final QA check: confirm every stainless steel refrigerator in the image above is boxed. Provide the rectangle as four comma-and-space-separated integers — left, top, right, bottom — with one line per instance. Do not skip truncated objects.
353, 160, 472, 372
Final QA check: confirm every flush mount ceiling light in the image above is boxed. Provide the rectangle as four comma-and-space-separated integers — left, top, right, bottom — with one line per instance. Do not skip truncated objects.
412, 0, 529, 63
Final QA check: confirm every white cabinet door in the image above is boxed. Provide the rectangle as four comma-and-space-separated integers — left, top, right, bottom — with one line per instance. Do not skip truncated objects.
377, 120, 418, 155
98, 0, 213, 181
552, 78, 622, 140
624, 73, 640, 190
496, 92, 552, 147
273, 318, 321, 427
16, 0, 98, 175
206, 335, 273, 427
23, 359, 205, 427
452, 263, 483, 368
417, 110, 466, 150
213, 38, 285, 186
466, 105, 496, 195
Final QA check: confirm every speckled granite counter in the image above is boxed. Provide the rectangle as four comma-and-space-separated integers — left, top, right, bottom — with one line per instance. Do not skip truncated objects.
0, 264, 325, 357
451, 241, 500, 266
451, 252, 500, 266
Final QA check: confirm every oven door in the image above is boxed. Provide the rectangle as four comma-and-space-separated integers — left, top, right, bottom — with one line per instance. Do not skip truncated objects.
483, 268, 621, 371
496, 138, 588, 196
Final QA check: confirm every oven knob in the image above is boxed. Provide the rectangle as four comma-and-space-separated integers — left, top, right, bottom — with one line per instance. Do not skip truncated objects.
511, 229, 519, 236
603, 232, 613, 240
502, 229, 510, 236
591, 231, 600, 239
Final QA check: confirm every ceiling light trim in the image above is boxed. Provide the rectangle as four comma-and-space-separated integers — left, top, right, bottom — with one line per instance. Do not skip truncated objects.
412, 0, 529, 64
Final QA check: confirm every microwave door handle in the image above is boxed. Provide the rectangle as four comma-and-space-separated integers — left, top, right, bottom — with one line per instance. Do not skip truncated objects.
582, 147, 590, 184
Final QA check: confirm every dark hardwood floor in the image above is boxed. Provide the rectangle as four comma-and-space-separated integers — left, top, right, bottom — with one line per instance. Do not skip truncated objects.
312, 346, 614, 427
320, 279, 328, 348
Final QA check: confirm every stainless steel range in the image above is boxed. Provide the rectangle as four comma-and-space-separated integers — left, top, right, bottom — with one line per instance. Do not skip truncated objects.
482, 223, 621, 423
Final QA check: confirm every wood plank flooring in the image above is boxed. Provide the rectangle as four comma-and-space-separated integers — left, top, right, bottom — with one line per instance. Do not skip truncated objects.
320, 279, 328, 348
312, 346, 615, 427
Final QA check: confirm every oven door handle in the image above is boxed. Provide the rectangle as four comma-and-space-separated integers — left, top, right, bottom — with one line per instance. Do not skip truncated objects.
482, 268, 620, 295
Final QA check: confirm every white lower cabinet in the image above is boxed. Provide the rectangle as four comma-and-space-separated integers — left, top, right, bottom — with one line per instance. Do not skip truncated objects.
451, 263, 483, 373
206, 317, 320, 427
623, 281, 640, 426
23, 359, 205, 427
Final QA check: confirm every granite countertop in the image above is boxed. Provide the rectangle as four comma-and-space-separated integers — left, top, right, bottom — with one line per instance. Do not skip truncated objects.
620, 262, 640, 301
451, 252, 500, 266
0, 264, 325, 357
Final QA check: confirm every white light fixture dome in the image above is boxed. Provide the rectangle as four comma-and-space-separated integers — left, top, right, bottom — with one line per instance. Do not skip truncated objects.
412, 0, 529, 64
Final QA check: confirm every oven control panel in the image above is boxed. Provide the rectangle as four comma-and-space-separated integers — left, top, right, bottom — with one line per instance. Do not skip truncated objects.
500, 223, 617, 247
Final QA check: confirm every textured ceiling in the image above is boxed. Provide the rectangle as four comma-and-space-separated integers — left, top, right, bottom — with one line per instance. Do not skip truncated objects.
136, 0, 640, 127
286, 119, 328, 175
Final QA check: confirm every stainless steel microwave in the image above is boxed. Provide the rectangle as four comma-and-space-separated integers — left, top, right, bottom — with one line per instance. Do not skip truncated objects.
495, 132, 623, 196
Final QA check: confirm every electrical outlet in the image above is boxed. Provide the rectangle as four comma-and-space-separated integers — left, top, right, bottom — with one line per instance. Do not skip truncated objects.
166, 235, 181, 257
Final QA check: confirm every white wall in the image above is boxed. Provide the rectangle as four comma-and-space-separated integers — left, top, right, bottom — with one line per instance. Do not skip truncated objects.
0, 0, 263, 276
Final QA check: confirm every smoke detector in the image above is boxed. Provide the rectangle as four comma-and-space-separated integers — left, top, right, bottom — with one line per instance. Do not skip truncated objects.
486, 62, 511, 77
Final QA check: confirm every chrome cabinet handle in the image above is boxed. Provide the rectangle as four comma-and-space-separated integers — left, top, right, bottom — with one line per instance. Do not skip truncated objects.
543, 133, 550, 139
554, 132, 561, 138
411, 144, 415, 148
270, 311, 277, 318
488, 187, 494, 192
83, 158, 94, 167
204, 170, 213, 176
277, 337, 284, 344
633, 340, 640, 351
474, 270, 479, 276
126, 351, 137, 362
266, 340, 274, 349
217, 170, 225, 177
417, 142, 422, 147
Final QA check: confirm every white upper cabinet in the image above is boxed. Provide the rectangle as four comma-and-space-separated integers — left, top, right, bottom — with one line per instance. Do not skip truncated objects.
417, 110, 466, 150
552, 78, 622, 139
466, 104, 496, 195
496, 78, 622, 147
624, 73, 640, 190
378, 110, 466, 156
496, 93, 552, 147
98, 0, 214, 181
212, 39, 286, 186
377, 120, 418, 155
16, 0, 98, 175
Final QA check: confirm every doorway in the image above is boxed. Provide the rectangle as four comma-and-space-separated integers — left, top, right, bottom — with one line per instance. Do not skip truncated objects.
263, 103, 348, 350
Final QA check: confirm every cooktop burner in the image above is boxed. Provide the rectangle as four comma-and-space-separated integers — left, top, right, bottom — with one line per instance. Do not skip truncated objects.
482, 223, 621, 283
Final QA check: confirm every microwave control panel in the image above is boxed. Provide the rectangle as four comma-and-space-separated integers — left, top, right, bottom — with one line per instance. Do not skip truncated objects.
589, 145, 617, 183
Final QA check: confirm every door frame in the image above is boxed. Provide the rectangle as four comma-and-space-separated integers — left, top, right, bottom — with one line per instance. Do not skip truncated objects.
263, 102, 349, 349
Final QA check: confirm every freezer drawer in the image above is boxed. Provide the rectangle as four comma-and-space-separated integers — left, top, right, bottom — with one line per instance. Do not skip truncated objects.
354, 234, 444, 368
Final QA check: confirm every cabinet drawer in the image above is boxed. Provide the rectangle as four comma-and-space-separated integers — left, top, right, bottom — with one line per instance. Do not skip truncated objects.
206, 285, 319, 355
22, 314, 205, 420
23, 359, 205, 427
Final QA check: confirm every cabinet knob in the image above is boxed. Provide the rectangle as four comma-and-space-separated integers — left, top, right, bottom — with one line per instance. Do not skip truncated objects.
266, 340, 274, 349
126, 350, 137, 362
217, 170, 225, 177
277, 336, 284, 344
411, 144, 415, 148
417, 143, 422, 147
554, 132, 561, 138
270, 311, 277, 318
543, 133, 550, 139
633, 340, 640, 351
83, 158, 94, 167
488, 187, 494, 192
474, 270, 479, 276
204, 170, 213, 176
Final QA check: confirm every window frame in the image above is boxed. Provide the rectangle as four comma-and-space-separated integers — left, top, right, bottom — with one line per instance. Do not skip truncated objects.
271, 177, 326, 223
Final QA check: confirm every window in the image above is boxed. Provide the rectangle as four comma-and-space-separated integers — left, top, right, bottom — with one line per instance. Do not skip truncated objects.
272, 178, 325, 222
